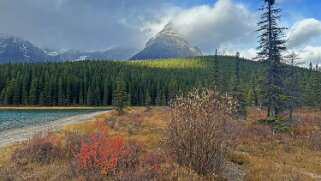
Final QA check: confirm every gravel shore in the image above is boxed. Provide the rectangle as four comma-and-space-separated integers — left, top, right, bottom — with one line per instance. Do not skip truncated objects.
0, 110, 109, 147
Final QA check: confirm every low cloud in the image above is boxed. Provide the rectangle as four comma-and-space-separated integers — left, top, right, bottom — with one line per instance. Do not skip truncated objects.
287, 18, 321, 48
1, 0, 320, 67
297, 46, 321, 66
0, 0, 166, 50
0, 0, 257, 54
143, 0, 257, 54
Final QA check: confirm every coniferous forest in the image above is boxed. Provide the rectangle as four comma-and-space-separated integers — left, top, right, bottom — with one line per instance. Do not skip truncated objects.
0, 55, 320, 108
3, 0, 321, 179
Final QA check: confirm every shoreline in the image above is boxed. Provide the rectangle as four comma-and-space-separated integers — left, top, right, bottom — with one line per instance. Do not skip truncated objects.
0, 106, 112, 110
0, 110, 110, 147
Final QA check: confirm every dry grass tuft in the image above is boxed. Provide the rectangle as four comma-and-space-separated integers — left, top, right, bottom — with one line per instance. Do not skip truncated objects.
11, 132, 63, 165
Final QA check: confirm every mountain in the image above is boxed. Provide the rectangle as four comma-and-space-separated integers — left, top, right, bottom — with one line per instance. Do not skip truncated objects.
131, 24, 202, 60
0, 35, 138, 63
55, 48, 138, 61
0, 35, 52, 63
0, 27, 202, 62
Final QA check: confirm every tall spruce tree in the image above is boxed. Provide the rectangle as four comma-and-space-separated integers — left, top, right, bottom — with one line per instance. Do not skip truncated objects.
304, 70, 321, 109
257, 0, 287, 117
29, 77, 38, 105
233, 52, 246, 117
103, 79, 110, 106
57, 77, 64, 106
145, 90, 152, 110
113, 73, 127, 114
43, 81, 52, 106
87, 86, 95, 106
234, 52, 241, 90
212, 49, 220, 89
309, 62, 313, 71
22, 73, 30, 105
79, 85, 84, 105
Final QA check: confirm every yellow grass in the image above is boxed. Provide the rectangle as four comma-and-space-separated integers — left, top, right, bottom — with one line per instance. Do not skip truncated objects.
1, 106, 321, 180
233, 107, 321, 180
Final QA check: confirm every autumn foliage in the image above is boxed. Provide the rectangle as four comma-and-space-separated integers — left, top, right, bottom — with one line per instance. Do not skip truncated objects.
3, 107, 321, 180
75, 121, 127, 175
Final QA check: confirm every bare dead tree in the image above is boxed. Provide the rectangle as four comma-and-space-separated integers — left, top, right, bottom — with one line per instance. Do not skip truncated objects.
284, 51, 302, 119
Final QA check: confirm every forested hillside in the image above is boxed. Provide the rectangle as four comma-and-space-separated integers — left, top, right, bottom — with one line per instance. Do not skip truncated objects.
0, 56, 320, 108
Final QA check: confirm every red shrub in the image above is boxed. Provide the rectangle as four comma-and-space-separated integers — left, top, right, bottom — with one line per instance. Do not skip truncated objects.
75, 125, 127, 175
74, 120, 164, 180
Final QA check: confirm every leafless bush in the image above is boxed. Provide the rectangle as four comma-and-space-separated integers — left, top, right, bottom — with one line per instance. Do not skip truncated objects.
115, 140, 147, 172
165, 88, 238, 176
11, 132, 62, 164
63, 132, 84, 159
115, 141, 164, 181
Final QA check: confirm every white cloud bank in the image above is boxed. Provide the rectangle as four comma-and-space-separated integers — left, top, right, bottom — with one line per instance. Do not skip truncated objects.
286, 18, 321, 66
1, 0, 320, 66
142, 1, 321, 67
142, 0, 257, 54
287, 18, 321, 48
297, 46, 321, 66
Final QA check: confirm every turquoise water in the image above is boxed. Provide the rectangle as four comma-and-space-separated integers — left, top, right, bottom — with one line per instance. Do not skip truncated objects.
0, 109, 109, 132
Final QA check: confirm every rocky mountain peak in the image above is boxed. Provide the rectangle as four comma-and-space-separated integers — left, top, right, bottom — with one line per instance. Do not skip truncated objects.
131, 24, 202, 60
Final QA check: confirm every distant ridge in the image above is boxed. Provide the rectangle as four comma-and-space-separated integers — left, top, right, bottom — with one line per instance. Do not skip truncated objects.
0, 35, 138, 63
0, 26, 203, 63
0, 35, 51, 63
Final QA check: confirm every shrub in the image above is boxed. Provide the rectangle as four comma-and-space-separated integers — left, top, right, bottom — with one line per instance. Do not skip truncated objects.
294, 125, 315, 136
257, 116, 293, 133
11, 132, 62, 164
239, 125, 273, 142
63, 132, 84, 159
165, 88, 238, 176
116, 151, 163, 181
115, 140, 147, 172
75, 125, 127, 176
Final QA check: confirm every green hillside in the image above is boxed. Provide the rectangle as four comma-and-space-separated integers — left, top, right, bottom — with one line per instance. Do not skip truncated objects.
0, 56, 320, 107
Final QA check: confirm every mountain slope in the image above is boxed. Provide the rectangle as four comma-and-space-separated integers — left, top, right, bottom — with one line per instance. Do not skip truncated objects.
131, 25, 202, 60
55, 48, 138, 61
0, 36, 52, 63
0, 35, 138, 63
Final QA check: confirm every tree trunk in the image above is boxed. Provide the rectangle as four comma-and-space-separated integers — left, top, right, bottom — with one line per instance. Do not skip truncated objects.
267, 2, 276, 117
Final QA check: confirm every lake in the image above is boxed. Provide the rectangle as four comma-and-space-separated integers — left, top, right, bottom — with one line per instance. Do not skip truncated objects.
0, 108, 110, 132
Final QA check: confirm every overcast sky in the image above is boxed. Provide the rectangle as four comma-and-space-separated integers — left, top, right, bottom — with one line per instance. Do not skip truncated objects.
0, 0, 320, 66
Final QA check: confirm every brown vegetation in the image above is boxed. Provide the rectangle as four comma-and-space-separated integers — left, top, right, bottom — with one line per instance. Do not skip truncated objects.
165, 89, 238, 176
0, 98, 321, 180
11, 132, 63, 165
